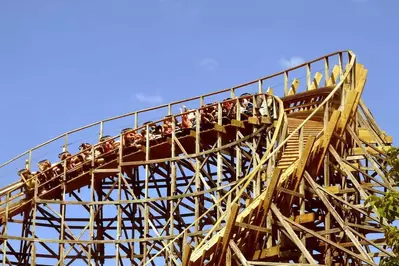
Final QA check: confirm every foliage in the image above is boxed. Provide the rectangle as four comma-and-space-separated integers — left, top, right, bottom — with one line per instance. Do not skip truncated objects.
367, 192, 399, 223
366, 147, 399, 265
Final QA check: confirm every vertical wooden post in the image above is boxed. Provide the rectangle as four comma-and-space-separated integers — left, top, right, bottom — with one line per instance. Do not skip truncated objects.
169, 116, 176, 265
324, 57, 329, 86
88, 145, 95, 265
2, 193, 9, 266
115, 134, 123, 265
217, 103, 223, 220
134, 112, 138, 129
58, 135, 68, 264
31, 159, 38, 266
194, 109, 201, 244
284, 71, 289, 96
143, 124, 150, 264
99, 121, 104, 140
306, 63, 311, 90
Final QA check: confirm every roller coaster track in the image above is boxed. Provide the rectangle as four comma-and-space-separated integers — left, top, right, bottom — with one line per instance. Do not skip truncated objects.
0, 51, 396, 265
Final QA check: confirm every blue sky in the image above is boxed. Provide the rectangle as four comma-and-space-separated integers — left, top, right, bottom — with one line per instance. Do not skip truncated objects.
0, 0, 398, 175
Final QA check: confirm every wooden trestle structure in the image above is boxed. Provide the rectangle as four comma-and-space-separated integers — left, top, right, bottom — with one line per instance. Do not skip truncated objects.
0, 50, 396, 265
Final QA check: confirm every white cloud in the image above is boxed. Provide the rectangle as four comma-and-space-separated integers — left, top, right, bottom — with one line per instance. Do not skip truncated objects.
134, 92, 163, 105
279, 56, 305, 69
200, 58, 219, 71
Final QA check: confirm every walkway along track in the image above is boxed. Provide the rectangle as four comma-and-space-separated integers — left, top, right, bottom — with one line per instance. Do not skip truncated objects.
0, 51, 396, 265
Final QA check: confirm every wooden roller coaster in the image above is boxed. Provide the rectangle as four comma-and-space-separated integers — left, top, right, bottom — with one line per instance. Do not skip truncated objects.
0, 50, 395, 265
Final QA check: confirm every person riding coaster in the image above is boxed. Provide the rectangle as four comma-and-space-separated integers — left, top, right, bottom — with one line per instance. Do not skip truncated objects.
121, 128, 144, 151
239, 93, 254, 118
162, 116, 174, 137
79, 143, 105, 165
222, 97, 236, 123
180, 105, 196, 131
142, 121, 163, 143
202, 103, 217, 122
18, 169, 36, 191
121, 128, 135, 147
37, 159, 57, 191
100, 135, 119, 154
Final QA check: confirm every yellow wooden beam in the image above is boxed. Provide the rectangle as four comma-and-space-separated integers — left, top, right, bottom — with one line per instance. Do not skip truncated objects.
359, 128, 392, 144
214, 124, 227, 133
231, 119, 245, 128
261, 116, 272, 125
252, 246, 280, 260
351, 146, 390, 156
216, 204, 240, 266
290, 213, 316, 224
288, 78, 300, 95
248, 116, 260, 125
327, 65, 340, 86
315, 110, 341, 175
309, 72, 322, 91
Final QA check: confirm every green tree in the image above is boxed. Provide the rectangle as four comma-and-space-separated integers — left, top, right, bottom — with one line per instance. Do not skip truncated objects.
366, 147, 399, 265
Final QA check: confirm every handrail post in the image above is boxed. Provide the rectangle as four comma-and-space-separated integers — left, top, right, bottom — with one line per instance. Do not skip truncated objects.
134, 112, 138, 129
99, 121, 104, 140
324, 57, 330, 86
27, 150, 32, 172
338, 52, 344, 80
63, 134, 68, 152
306, 63, 311, 90
258, 80, 263, 94
168, 104, 172, 116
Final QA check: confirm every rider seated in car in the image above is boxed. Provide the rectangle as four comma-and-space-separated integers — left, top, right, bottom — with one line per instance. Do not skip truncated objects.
222, 98, 235, 120
59, 150, 85, 170
122, 128, 135, 147
18, 169, 35, 191
132, 130, 145, 149
162, 116, 173, 137
181, 112, 193, 129
79, 143, 105, 165
100, 136, 119, 153
37, 159, 54, 190
201, 103, 217, 124
239, 93, 254, 117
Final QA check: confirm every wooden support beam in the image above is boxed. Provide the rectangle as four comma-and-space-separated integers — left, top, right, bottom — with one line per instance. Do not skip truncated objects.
288, 78, 300, 96
326, 65, 340, 86
315, 110, 341, 175
358, 128, 392, 144
216, 203, 240, 266
290, 213, 315, 224
182, 240, 192, 266
303, 171, 375, 263
309, 72, 322, 91
252, 246, 280, 260
261, 116, 272, 125
214, 124, 227, 133
235, 222, 271, 233
270, 204, 316, 264
288, 135, 315, 206
231, 119, 245, 128
229, 240, 249, 266
248, 117, 260, 125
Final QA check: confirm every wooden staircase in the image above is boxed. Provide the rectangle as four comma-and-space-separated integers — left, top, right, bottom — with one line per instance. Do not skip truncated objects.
277, 118, 323, 170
